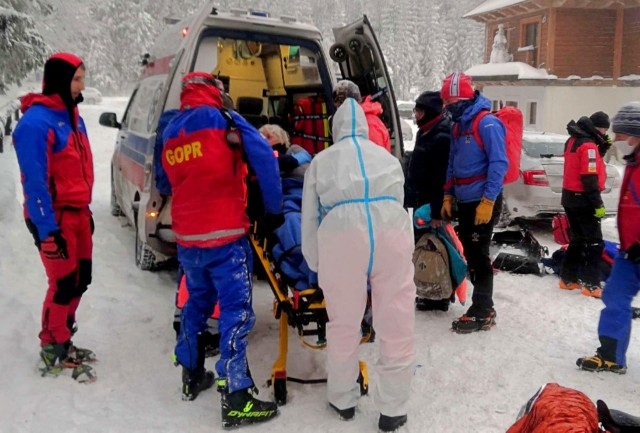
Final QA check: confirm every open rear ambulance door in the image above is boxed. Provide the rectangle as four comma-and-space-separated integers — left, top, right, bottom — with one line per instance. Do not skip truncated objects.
330, 15, 403, 157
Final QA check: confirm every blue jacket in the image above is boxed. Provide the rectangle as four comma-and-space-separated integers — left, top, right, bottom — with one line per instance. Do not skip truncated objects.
13, 93, 94, 240
444, 94, 508, 203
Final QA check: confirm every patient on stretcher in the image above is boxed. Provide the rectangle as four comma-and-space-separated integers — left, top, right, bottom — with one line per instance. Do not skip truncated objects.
259, 124, 317, 290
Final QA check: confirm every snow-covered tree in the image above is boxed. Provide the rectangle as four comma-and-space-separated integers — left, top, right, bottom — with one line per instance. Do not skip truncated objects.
0, 6, 47, 93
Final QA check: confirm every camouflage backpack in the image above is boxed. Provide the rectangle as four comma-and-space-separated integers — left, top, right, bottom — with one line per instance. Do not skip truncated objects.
412, 232, 453, 300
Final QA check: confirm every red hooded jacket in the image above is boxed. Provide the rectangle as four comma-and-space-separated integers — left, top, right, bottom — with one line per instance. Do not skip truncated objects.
361, 96, 391, 152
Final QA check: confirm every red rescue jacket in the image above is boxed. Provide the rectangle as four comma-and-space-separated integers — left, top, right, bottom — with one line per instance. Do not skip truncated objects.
162, 86, 249, 248
361, 96, 391, 152
618, 149, 640, 251
13, 93, 94, 240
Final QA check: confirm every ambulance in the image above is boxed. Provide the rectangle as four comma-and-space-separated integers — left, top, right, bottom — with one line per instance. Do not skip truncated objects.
99, 2, 403, 270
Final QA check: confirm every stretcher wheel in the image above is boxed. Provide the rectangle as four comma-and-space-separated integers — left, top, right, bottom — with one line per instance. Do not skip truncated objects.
273, 377, 287, 406
329, 43, 348, 62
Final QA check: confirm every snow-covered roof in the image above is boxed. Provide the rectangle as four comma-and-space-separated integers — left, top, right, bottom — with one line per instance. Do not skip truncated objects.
465, 62, 554, 80
463, 0, 527, 18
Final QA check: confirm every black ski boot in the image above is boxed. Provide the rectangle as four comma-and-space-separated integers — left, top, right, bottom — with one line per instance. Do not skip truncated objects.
330, 403, 355, 420
218, 378, 278, 428
182, 367, 215, 401
379, 414, 407, 432
180, 333, 215, 401
451, 308, 496, 334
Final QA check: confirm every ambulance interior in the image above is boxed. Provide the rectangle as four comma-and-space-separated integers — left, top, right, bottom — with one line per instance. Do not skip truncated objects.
191, 34, 334, 137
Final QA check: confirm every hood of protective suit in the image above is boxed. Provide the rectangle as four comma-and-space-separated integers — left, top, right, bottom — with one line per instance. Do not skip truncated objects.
332, 97, 369, 142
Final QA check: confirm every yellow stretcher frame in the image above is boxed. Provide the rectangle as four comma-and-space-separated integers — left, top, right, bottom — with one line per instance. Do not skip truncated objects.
249, 225, 368, 405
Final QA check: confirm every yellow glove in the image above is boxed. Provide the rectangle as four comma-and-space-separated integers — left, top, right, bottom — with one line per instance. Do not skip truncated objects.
474, 197, 495, 225
441, 195, 455, 220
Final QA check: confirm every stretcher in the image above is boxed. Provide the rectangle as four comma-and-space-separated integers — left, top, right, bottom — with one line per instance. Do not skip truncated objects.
249, 223, 369, 405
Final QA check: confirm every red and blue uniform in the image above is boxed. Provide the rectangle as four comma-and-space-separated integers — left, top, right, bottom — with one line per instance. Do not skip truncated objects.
13, 52, 94, 348
162, 74, 282, 392
596, 148, 640, 366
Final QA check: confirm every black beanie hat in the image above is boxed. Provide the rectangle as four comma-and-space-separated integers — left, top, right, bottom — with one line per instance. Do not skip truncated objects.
589, 111, 610, 129
415, 91, 443, 122
42, 52, 84, 109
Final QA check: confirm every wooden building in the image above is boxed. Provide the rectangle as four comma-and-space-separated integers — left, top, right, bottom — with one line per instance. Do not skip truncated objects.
464, 0, 640, 133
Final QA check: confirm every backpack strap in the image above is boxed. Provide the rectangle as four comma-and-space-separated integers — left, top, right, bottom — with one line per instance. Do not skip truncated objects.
471, 110, 491, 151
452, 109, 491, 153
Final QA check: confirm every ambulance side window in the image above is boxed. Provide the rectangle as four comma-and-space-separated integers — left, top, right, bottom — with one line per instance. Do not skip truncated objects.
127, 76, 166, 135
120, 88, 139, 129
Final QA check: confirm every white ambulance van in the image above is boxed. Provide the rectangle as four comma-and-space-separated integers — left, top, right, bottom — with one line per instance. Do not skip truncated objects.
99, 2, 403, 270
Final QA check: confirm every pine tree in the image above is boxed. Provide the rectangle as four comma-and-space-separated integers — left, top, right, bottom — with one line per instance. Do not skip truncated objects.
0, 6, 47, 93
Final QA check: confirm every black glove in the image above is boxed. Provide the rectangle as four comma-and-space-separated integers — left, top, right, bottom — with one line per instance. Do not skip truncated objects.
90, 215, 95, 235
25, 219, 41, 248
263, 213, 285, 233
40, 230, 68, 260
624, 242, 640, 264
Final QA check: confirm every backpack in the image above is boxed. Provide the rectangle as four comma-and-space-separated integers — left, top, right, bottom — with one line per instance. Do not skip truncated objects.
290, 95, 331, 155
506, 383, 599, 433
552, 213, 570, 245
453, 106, 523, 184
413, 232, 453, 300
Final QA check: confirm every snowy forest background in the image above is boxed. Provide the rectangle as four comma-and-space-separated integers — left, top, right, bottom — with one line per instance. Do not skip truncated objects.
0, 0, 485, 100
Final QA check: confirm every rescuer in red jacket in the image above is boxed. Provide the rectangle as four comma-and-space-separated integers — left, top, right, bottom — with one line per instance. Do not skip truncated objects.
162, 72, 283, 427
559, 112, 610, 298
13, 53, 96, 383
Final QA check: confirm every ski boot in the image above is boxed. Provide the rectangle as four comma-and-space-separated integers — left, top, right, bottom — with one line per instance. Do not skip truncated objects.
182, 367, 215, 401
581, 285, 602, 298
179, 333, 215, 401
330, 403, 355, 421
69, 343, 97, 363
39, 342, 96, 383
379, 414, 407, 432
452, 309, 496, 334
576, 353, 626, 374
217, 378, 278, 428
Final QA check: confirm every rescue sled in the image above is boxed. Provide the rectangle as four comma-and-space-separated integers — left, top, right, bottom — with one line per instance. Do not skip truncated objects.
249, 220, 369, 406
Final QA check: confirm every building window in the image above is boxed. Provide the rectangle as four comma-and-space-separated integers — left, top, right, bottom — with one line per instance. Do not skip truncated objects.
505, 100, 518, 108
528, 101, 537, 125
519, 17, 540, 67
492, 100, 500, 111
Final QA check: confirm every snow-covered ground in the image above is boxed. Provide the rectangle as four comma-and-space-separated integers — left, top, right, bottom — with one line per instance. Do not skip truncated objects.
0, 97, 638, 433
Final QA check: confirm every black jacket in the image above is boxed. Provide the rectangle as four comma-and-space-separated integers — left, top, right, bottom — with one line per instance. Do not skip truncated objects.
406, 116, 452, 220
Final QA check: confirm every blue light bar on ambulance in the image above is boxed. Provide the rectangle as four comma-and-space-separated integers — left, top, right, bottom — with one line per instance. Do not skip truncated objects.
249, 9, 269, 17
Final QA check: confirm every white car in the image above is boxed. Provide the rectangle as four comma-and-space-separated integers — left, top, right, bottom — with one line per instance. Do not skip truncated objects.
501, 131, 622, 222
82, 87, 102, 104
397, 100, 414, 120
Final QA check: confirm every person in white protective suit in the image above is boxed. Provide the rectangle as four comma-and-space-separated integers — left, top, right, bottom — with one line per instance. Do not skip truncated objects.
301, 97, 416, 432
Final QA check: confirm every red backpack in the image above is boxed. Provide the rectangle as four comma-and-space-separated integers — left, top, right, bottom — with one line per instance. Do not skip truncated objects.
552, 214, 571, 245
453, 106, 523, 184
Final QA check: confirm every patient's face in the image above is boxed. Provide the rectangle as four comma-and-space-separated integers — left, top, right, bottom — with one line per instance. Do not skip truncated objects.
262, 131, 279, 146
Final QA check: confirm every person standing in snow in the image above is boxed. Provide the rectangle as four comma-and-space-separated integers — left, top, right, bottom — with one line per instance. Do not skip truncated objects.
161, 72, 283, 427
301, 97, 415, 432
405, 90, 453, 311
332, 80, 391, 152
13, 52, 96, 383
559, 111, 610, 298
440, 72, 507, 334
577, 102, 640, 374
